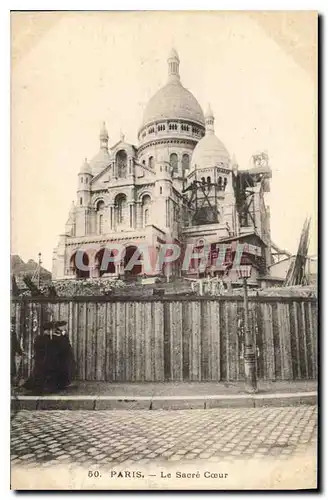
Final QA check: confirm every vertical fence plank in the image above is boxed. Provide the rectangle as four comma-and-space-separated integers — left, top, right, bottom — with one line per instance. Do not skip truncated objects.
96, 302, 106, 381
182, 301, 191, 380
76, 302, 86, 380
163, 301, 171, 381
220, 302, 227, 380
277, 303, 293, 380
290, 302, 301, 379
300, 302, 309, 379
135, 301, 143, 381
201, 301, 210, 381
116, 302, 125, 382
105, 302, 113, 382
170, 302, 183, 381
144, 303, 152, 381
255, 302, 264, 380
214, 301, 221, 381
224, 303, 231, 381
230, 302, 239, 381
125, 302, 133, 382
154, 301, 164, 381
304, 302, 314, 379
262, 303, 275, 380
311, 302, 318, 379
190, 301, 201, 381
271, 303, 281, 379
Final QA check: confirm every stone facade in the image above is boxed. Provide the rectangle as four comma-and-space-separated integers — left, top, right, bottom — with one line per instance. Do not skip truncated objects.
52, 49, 271, 282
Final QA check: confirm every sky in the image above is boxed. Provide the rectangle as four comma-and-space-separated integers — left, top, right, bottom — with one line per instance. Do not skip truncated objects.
11, 11, 317, 271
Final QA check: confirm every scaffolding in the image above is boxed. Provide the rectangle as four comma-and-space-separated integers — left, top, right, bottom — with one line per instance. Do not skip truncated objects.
180, 152, 271, 236
233, 153, 271, 232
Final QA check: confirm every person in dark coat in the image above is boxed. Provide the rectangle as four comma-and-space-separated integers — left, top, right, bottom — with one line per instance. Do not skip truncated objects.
23, 320, 75, 394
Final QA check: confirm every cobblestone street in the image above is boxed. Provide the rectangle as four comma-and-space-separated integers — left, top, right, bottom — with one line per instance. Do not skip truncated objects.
11, 406, 317, 468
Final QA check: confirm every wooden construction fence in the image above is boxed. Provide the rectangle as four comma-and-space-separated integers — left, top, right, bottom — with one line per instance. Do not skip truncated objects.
11, 295, 317, 382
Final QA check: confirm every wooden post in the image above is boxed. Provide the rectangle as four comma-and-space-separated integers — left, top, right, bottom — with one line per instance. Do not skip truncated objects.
243, 277, 257, 393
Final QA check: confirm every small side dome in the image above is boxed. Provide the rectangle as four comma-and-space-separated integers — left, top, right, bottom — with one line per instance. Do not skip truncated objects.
80, 158, 92, 174
191, 105, 230, 171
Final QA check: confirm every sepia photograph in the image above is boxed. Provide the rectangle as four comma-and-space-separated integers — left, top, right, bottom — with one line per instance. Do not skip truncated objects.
10, 10, 318, 490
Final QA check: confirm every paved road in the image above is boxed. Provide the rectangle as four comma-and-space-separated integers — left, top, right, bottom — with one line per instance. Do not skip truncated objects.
11, 407, 317, 467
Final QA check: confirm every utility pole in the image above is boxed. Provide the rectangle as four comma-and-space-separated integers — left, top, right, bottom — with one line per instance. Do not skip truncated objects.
37, 252, 42, 289
237, 266, 257, 393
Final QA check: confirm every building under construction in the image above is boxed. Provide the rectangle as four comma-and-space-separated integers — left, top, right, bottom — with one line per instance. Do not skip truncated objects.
178, 151, 272, 285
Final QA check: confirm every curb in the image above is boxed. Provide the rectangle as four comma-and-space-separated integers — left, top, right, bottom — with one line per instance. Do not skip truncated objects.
11, 391, 317, 411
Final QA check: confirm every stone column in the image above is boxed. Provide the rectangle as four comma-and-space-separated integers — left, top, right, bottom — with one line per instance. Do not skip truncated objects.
135, 201, 142, 229
109, 204, 114, 231
129, 203, 133, 229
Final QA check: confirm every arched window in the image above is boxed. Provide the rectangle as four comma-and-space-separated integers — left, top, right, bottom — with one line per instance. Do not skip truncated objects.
96, 200, 105, 234
148, 156, 154, 169
218, 176, 223, 189
96, 200, 105, 211
223, 177, 228, 190
70, 251, 90, 279
114, 194, 127, 225
99, 214, 104, 234
201, 177, 205, 185
182, 154, 190, 171
141, 195, 151, 227
170, 153, 178, 173
116, 150, 127, 178
160, 186, 163, 194
86, 178, 89, 184
142, 159, 146, 165
80, 197, 83, 206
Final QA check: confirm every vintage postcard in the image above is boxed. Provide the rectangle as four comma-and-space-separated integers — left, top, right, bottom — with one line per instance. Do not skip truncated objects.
10, 10, 318, 490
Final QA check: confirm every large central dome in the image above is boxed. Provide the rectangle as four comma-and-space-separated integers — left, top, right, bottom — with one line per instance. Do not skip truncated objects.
141, 49, 205, 129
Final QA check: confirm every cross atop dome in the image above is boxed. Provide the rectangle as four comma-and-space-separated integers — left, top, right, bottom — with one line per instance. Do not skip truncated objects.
167, 47, 180, 82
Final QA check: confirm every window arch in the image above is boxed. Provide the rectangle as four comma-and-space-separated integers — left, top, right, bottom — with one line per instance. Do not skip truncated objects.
114, 193, 127, 225
116, 150, 127, 178
96, 200, 105, 211
148, 156, 154, 169
182, 154, 190, 171
170, 153, 178, 173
